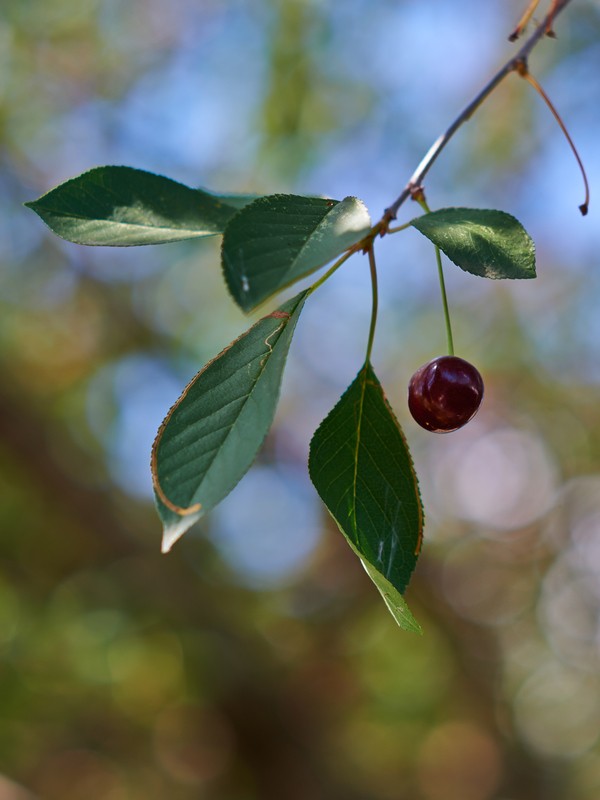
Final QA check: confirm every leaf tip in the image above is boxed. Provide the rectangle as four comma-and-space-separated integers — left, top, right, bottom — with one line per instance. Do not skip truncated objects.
159, 510, 202, 553
161, 527, 181, 554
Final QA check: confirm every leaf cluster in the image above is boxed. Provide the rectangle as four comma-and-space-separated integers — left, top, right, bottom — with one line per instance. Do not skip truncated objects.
27, 166, 536, 630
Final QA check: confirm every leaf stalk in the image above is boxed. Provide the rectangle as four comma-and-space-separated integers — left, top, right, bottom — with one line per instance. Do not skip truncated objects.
308, 249, 354, 294
366, 246, 379, 363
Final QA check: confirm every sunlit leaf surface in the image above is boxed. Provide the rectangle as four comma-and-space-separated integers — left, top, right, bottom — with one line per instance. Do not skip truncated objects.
411, 207, 536, 279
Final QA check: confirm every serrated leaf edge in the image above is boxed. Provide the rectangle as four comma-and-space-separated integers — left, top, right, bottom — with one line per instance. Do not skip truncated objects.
221, 194, 371, 312
26, 165, 249, 245
151, 294, 307, 551
410, 206, 536, 280
308, 361, 424, 629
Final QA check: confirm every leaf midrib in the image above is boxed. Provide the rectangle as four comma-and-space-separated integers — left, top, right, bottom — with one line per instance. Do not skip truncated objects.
272, 203, 344, 287
240, 201, 340, 290
33, 205, 220, 233
350, 363, 369, 538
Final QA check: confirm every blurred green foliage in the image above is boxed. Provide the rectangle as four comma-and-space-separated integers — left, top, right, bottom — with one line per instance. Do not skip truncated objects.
2, 1, 600, 798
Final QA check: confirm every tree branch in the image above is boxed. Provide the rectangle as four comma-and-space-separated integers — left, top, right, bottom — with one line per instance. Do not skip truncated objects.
382, 0, 575, 223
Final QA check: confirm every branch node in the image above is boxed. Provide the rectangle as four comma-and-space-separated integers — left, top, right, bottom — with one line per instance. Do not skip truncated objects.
515, 57, 529, 77
410, 185, 425, 204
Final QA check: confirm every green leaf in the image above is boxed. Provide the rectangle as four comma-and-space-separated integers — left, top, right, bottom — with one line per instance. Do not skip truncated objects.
308, 362, 423, 632
153, 494, 203, 554
222, 194, 371, 312
26, 166, 257, 246
152, 291, 307, 553
215, 192, 262, 210
410, 207, 536, 280
361, 560, 422, 634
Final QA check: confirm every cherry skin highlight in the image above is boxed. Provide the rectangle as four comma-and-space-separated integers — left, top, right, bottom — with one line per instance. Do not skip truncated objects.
408, 356, 484, 433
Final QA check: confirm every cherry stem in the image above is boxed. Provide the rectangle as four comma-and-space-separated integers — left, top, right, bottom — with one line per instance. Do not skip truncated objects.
434, 243, 455, 357
517, 62, 589, 215
366, 246, 379, 364
418, 197, 455, 357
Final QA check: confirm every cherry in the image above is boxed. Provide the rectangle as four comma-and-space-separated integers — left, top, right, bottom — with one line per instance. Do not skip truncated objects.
408, 355, 484, 433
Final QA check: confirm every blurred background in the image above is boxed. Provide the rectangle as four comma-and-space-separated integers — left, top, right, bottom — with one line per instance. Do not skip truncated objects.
2, 1, 600, 798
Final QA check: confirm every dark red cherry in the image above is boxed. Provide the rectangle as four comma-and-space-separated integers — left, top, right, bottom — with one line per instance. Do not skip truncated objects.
408, 356, 484, 433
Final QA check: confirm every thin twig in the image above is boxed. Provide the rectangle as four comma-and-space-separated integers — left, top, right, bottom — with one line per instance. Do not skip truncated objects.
517, 62, 589, 214
382, 0, 575, 225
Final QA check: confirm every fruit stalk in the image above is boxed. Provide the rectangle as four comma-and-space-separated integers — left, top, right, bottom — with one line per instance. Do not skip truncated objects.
416, 196, 455, 358
433, 235, 454, 357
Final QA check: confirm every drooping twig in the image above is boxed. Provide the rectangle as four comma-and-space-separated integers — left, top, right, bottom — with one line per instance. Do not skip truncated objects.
382, 0, 575, 225
515, 58, 589, 214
